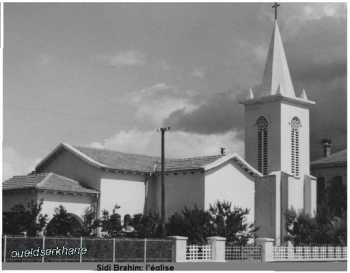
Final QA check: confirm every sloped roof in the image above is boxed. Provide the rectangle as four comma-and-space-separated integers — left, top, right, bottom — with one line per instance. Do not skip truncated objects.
3, 172, 98, 194
74, 146, 223, 173
311, 149, 347, 167
35, 143, 261, 178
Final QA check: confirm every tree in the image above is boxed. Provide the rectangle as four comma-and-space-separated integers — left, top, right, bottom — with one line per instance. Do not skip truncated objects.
80, 206, 99, 237
45, 205, 82, 237
131, 213, 162, 238
3, 200, 47, 236
285, 208, 347, 246
208, 201, 257, 245
99, 209, 122, 237
167, 206, 213, 244
166, 202, 257, 244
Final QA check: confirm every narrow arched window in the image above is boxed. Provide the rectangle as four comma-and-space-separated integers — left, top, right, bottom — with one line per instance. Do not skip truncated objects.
290, 117, 301, 176
257, 116, 268, 175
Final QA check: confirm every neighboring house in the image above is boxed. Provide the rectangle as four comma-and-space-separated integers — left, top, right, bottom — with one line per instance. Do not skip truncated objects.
3, 17, 323, 245
311, 140, 347, 208
3, 172, 98, 224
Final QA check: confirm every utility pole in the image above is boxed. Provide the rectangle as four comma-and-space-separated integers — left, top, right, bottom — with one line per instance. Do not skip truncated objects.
158, 126, 170, 235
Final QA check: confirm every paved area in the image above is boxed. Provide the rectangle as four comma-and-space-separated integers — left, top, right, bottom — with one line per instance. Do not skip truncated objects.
2, 261, 347, 271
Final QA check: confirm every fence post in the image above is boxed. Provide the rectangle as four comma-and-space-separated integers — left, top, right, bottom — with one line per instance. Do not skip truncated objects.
113, 238, 116, 263
3, 235, 7, 263
256, 237, 274, 262
42, 236, 45, 263
168, 236, 187, 262
207, 236, 226, 262
80, 237, 83, 263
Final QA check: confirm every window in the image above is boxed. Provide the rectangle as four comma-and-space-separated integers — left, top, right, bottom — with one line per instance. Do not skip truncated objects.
257, 116, 268, 175
290, 117, 301, 176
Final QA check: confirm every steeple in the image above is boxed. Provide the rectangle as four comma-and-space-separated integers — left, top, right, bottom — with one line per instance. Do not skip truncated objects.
260, 19, 296, 98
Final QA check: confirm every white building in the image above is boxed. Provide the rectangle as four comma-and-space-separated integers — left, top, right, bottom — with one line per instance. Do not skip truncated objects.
3, 17, 318, 245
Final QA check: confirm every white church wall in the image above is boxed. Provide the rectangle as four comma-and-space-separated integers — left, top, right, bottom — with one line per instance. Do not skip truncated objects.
287, 176, 304, 213
204, 160, 255, 224
281, 101, 310, 177
100, 174, 145, 218
37, 191, 94, 221
244, 101, 281, 173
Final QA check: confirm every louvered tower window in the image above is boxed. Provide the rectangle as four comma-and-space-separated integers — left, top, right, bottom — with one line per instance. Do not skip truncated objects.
290, 117, 301, 176
257, 116, 268, 175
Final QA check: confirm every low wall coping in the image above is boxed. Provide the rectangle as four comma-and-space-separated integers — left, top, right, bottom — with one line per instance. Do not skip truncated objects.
207, 236, 226, 241
168, 236, 188, 240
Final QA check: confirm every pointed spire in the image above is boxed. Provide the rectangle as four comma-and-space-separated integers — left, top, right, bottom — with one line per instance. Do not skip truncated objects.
248, 88, 254, 99
300, 88, 308, 100
260, 20, 296, 98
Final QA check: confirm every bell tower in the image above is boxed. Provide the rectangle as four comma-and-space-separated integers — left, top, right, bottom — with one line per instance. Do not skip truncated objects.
241, 3, 317, 244
240, 7, 315, 178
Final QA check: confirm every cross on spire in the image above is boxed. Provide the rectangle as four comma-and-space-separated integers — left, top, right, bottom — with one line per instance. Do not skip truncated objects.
272, 2, 280, 20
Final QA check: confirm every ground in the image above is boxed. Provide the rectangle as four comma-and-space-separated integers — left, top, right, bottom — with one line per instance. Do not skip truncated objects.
3, 261, 347, 271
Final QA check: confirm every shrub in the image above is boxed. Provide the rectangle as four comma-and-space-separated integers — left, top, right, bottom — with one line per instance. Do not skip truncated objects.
3, 200, 47, 236
167, 206, 212, 244
285, 208, 347, 246
45, 205, 83, 237
131, 213, 163, 238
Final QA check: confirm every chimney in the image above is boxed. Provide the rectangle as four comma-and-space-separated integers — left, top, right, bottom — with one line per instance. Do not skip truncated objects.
321, 138, 332, 157
220, 147, 226, 156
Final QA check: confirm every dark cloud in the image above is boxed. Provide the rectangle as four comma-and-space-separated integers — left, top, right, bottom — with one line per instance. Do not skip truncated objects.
164, 90, 245, 135
286, 17, 347, 159
164, 13, 346, 160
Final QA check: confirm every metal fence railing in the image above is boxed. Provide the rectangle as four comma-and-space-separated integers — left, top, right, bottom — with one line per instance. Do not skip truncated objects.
2, 236, 174, 263
272, 246, 347, 261
225, 245, 262, 263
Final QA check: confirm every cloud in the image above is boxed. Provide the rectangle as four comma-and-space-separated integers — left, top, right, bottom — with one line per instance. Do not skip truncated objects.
96, 50, 146, 67
283, 15, 347, 158
126, 83, 200, 126
163, 6, 347, 159
192, 67, 207, 79
164, 90, 245, 135
3, 146, 39, 180
90, 129, 244, 158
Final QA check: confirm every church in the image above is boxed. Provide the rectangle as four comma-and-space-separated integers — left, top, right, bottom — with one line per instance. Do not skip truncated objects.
3, 14, 317, 245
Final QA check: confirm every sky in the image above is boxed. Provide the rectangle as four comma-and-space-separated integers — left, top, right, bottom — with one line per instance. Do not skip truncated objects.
3, 3, 347, 180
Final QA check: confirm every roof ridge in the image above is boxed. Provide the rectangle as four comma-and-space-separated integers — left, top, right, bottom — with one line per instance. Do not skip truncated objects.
75, 145, 223, 161
48, 172, 82, 185
75, 145, 159, 159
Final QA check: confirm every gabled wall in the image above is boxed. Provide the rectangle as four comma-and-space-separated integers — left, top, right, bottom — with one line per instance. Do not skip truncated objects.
36, 149, 102, 190
204, 160, 255, 224
37, 148, 147, 217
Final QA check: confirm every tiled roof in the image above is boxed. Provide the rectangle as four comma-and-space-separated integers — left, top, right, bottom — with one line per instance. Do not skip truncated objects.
73, 146, 223, 173
311, 149, 347, 167
3, 173, 98, 194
